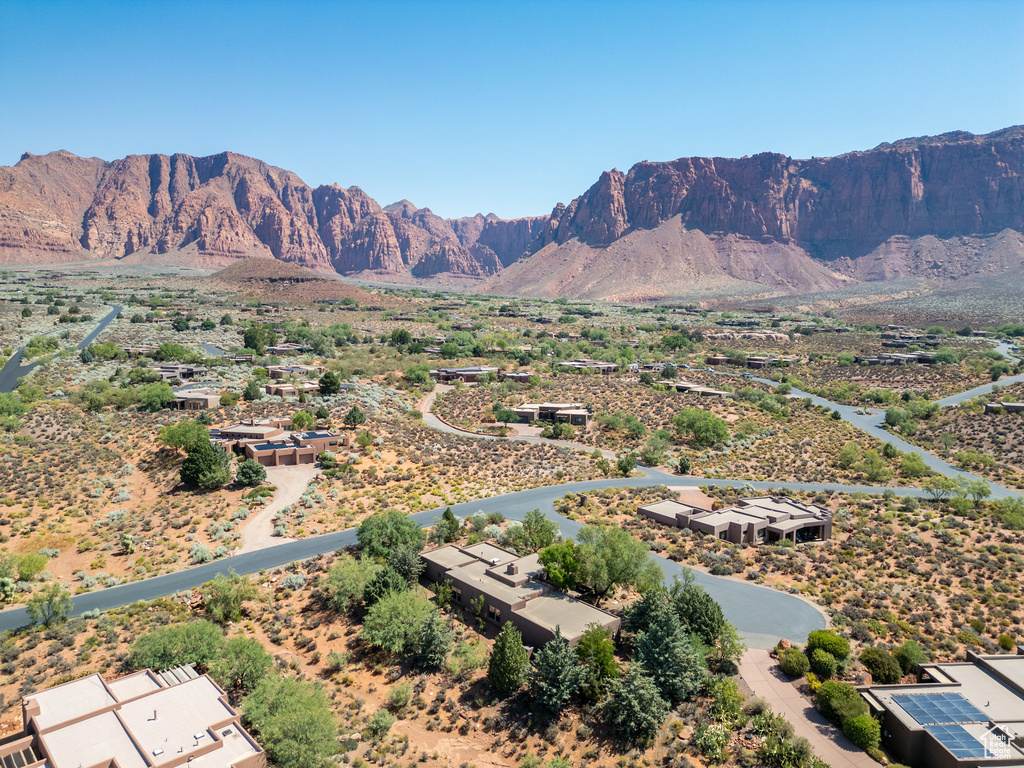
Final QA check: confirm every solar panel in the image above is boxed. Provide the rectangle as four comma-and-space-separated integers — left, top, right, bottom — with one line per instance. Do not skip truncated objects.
925, 724, 991, 759
893, 692, 988, 725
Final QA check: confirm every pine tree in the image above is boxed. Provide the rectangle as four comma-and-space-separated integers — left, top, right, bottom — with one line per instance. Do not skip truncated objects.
670, 576, 725, 646
488, 622, 529, 693
634, 607, 706, 705
600, 665, 669, 745
415, 611, 454, 669
344, 405, 366, 427
435, 507, 461, 543
529, 628, 585, 714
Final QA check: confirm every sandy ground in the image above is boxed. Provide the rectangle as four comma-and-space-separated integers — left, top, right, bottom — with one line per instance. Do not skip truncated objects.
239, 464, 321, 552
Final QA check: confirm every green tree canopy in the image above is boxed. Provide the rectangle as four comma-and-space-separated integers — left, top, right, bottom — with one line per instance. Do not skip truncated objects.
242, 674, 338, 768
576, 623, 619, 700
415, 611, 454, 670
26, 583, 72, 628
344, 404, 366, 427
357, 510, 425, 560
672, 408, 729, 447
324, 554, 380, 613
576, 525, 663, 599
236, 458, 267, 487
318, 370, 341, 395
201, 572, 258, 624
180, 439, 231, 489
158, 420, 210, 451
670, 573, 726, 646
128, 620, 225, 671
600, 665, 669, 745
529, 628, 585, 715
488, 621, 529, 693
210, 637, 273, 699
634, 607, 706, 705
140, 381, 176, 412
361, 590, 435, 656
538, 540, 581, 590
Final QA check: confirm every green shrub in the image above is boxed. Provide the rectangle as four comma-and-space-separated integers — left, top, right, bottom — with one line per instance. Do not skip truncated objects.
806, 629, 850, 660
810, 649, 837, 679
778, 647, 810, 678
843, 713, 881, 749
816, 680, 867, 725
998, 634, 1016, 651
859, 647, 902, 684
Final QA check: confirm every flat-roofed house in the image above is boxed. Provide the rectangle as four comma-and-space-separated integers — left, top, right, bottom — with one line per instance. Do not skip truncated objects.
512, 403, 592, 426
265, 381, 320, 398
172, 388, 221, 411
1, 666, 265, 768
638, 496, 832, 545
240, 430, 348, 467
422, 543, 620, 647
558, 359, 617, 374
861, 650, 1024, 768
267, 364, 326, 380
429, 366, 500, 383
153, 363, 207, 380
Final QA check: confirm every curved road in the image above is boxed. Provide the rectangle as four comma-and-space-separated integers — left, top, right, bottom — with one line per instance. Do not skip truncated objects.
0, 305, 121, 393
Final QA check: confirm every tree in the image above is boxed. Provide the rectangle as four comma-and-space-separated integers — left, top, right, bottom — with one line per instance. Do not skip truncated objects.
530, 628, 585, 715
856, 449, 891, 483
362, 566, 409, 607
324, 554, 380, 613
494, 406, 519, 428
242, 324, 277, 354
415, 611, 454, 669
158, 421, 209, 452
243, 379, 264, 401
220, 314, 233, 326
576, 623, 619, 700
140, 381, 175, 411
439, 342, 459, 359
390, 328, 412, 347
201, 572, 258, 624
20, 306, 31, 318
433, 508, 462, 543
901, 452, 929, 479
576, 525, 663, 599
344, 404, 366, 427
538, 540, 581, 590
171, 317, 189, 332
386, 543, 425, 584
292, 410, 315, 430
670, 573, 725, 646
859, 646, 902, 684
26, 583, 72, 627
128, 620, 225, 671
600, 665, 670, 745
672, 408, 729, 447
318, 370, 341, 395
361, 591, 435, 655
210, 637, 273, 699
180, 439, 231, 489
616, 453, 637, 476
488, 621, 529, 693
923, 475, 958, 501
236, 458, 267, 487
710, 621, 747, 674
522, 509, 559, 552
357, 510, 425, 560
242, 674, 339, 768
836, 440, 863, 469
965, 478, 991, 505
634, 608, 706, 704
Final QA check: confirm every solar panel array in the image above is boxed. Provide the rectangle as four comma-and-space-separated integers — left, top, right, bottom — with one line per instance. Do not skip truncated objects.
893, 692, 988, 726
924, 724, 992, 759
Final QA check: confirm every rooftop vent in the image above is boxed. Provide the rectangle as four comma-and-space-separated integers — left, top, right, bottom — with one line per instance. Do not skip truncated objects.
507, 563, 518, 575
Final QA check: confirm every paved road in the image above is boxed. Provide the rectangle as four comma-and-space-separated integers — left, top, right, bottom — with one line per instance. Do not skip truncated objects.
0, 466, 851, 644
0, 305, 121, 393
201, 343, 224, 356
934, 371, 1024, 407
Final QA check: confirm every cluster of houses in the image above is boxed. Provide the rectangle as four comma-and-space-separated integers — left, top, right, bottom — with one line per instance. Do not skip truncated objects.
638, 496, 833, 545
210, 418, 348, 467
661, 380, 730, 398
704, 354, 800, 369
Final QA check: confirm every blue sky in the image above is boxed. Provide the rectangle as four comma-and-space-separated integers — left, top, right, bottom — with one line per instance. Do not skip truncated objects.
1, 0, 1021, 218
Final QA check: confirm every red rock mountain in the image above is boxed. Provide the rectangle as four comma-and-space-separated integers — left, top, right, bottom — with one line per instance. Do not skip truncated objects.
483, 127, 1024, 299
0, 150, 545, 279
2, 128, 1022, 299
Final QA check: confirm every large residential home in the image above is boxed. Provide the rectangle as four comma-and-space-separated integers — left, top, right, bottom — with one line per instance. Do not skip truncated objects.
1, 665, 265, 768
512, 402, 592, 427
172, 387, 221, 410
265, 381, 320, 398
265, 342, 311, 354
267, 364, 326, 380
421, 543, 620, 647
153, 363, 207, 380
984, 402, 1024, 414
638, 496, 832, 545
210, 420, 348, 467
557, 359, 618, 374
430, 366, 499, 383
860, 650, 1024, 768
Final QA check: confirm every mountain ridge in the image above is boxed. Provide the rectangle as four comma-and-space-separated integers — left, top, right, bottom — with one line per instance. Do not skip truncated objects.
2, 126, 1022, 299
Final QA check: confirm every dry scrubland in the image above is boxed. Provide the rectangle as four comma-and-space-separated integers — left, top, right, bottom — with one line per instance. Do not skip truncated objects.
433, 376, 922, 486
561, 485, 1024, 662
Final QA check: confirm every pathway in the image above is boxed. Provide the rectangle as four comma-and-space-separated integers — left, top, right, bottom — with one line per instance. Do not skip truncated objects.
238, 464, 320, 553
738, 649, 878, 768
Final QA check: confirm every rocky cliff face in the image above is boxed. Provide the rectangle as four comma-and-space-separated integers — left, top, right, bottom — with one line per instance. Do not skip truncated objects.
529, 127, 1024, 261
0, 151, 539, 278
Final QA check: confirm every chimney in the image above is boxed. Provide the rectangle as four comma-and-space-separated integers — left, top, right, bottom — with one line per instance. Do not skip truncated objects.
506, 563, 518, 575
153, 709, 158, 720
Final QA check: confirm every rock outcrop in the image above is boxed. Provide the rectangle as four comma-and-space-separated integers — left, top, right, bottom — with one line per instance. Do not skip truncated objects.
0, 151, 538, 278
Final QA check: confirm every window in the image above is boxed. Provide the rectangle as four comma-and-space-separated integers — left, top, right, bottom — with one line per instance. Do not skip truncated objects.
487, 605, 501, 624
718, 531, 728, 540
453, 588, 462, 604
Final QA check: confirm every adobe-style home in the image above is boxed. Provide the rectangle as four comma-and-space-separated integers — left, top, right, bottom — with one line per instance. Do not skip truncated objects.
267, 364, 326, 380
153, 363, 208, 380
422, 542, 620, 648
171, 387, 221, 410
512, 402, 592, 427
557, 359, 617, 374
265, 381, 320, 398
638, 496, 832, 545
0, 666, 265, 768
210, 420, 348, 467
861, 650, 1024, 768
429, 366, 500, 383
